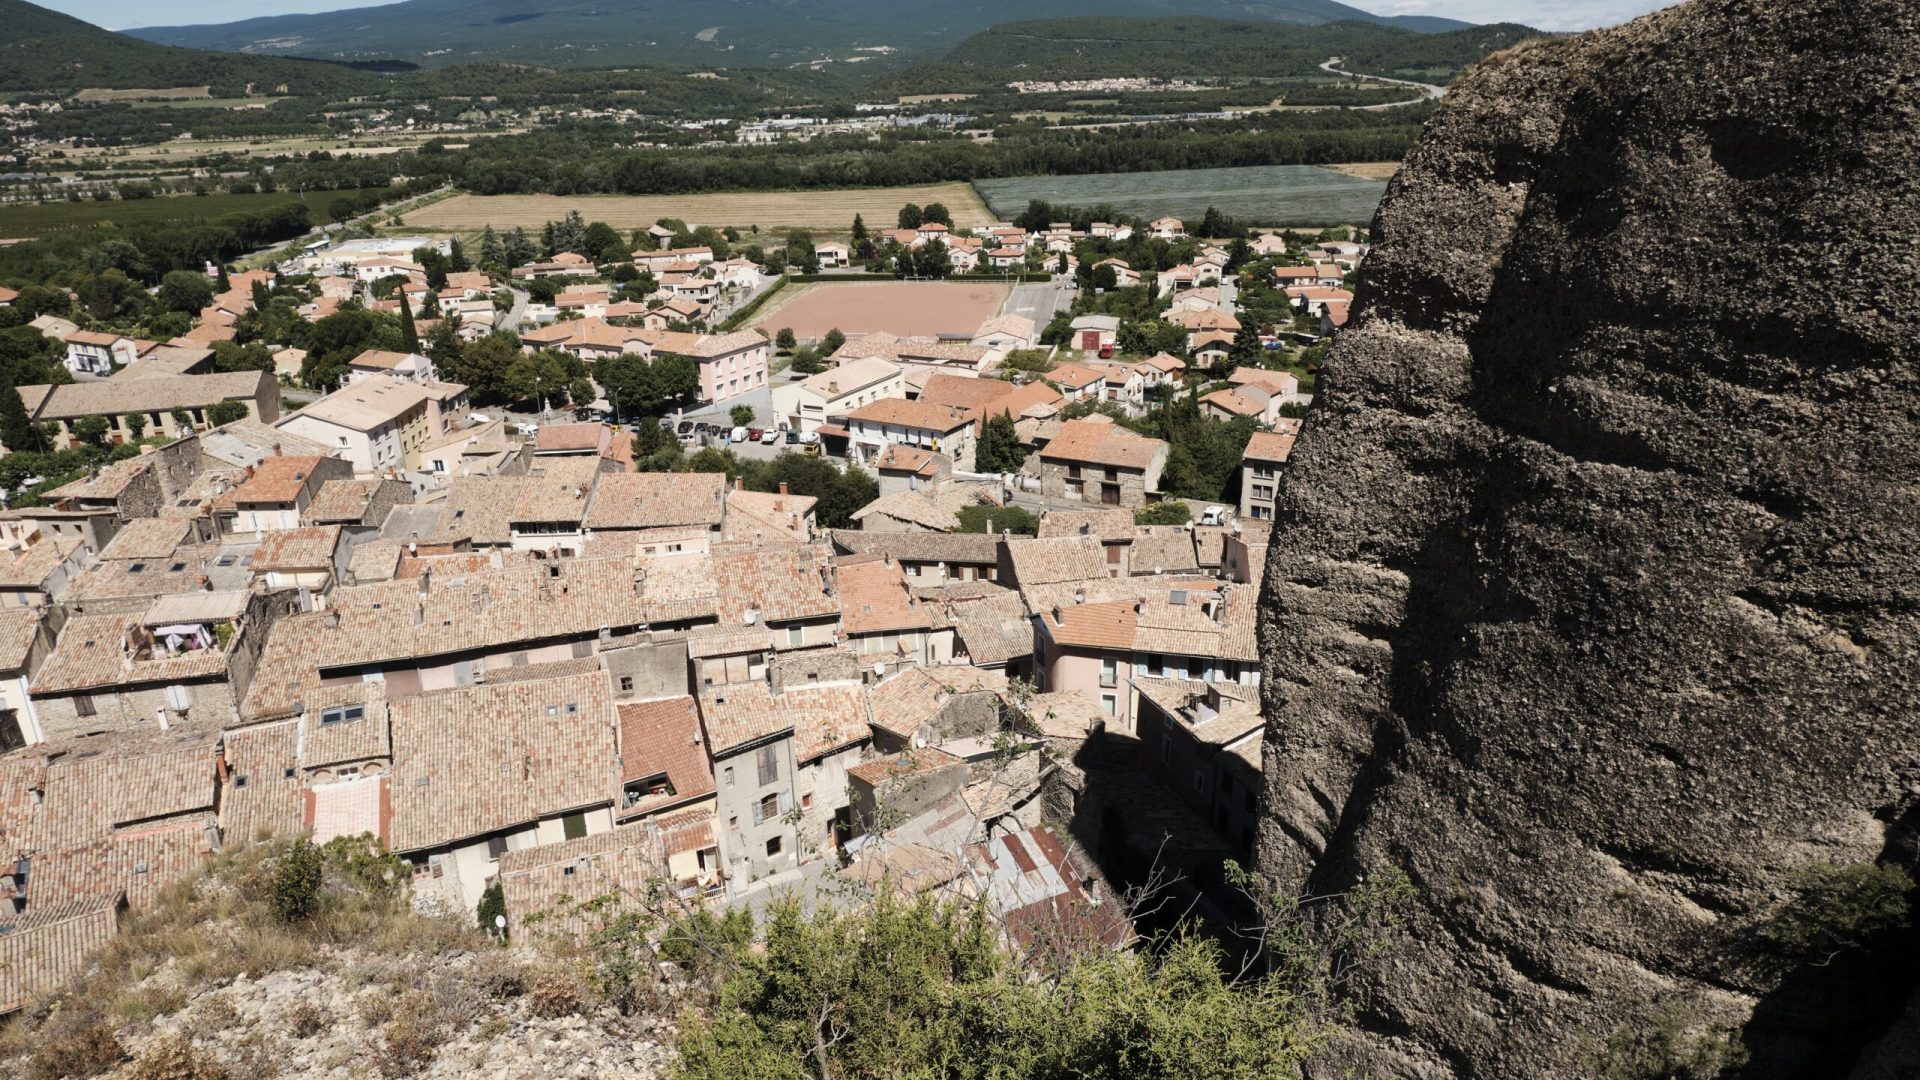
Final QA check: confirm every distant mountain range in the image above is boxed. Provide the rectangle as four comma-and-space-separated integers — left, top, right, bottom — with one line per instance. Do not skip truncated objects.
0, 0, 383, 93
123, 0, 1475, 69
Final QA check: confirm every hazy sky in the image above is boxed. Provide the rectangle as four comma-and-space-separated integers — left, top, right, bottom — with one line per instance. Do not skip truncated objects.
45, 0, 1678, 34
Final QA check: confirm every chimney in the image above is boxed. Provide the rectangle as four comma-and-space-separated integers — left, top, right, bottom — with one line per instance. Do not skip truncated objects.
735, 477, 744, 492
271, 442, 282, 457
777, 482, 788, 511
324, 611, 340, 630
1051, 605, 1062, 624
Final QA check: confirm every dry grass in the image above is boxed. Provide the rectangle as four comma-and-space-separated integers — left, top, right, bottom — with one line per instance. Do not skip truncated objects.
406, 184, 994, 235
1323, 161, 1403, 180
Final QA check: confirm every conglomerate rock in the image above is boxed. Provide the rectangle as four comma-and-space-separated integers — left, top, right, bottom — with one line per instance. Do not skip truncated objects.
1254, 0, 1920, 1074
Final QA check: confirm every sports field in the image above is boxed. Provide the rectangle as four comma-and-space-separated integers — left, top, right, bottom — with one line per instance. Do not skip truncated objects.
408, 184, 993, 234
973, 165, 1386, 228
749, 281, 1011, 340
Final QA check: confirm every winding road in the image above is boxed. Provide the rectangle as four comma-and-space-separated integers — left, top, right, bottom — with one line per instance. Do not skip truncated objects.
1319, 58, 1448, 109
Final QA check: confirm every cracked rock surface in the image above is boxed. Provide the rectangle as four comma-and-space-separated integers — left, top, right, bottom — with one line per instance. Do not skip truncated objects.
1254, 0, 1919, 1075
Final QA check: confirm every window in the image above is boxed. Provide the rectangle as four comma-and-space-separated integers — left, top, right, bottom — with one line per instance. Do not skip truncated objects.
1188, 656, 1205, 680
618, 675, 634, 692
74, 695, 96, 718
787, 626, 804, 647
127, 562, 146, 574
319, 704, 363, 726
765, 836, 783, 858
1099, 656, 1117, 689
486, 835, 508, 860
1193, 770, 1206, 794
728, 814, 739, 832
723, 766, 734, 787
801, 793, 813, 810
759, 792, 780, 821
562, 813, 587, 841
1160, 734, 1173, 764
1101, 694, 1116, 717
757, 745, 779, 786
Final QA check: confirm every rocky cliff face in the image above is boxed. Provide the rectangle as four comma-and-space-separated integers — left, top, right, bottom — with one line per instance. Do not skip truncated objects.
1254, 0, 1920, 1075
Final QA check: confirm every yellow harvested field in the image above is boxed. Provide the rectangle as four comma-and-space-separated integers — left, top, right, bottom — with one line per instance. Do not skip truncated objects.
1324, 162, 1403, 181
73, 86, 210, 102
406, 184, 994, 234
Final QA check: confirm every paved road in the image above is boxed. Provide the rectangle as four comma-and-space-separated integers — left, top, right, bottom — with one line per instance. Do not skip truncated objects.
1004, 278, 1075, 331
503, 288, 530, 333
1319, 58, 1447, 106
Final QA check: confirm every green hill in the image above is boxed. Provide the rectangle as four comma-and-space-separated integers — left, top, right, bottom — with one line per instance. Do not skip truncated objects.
876, 16, 1541, 93
124, 0, 1473, 69
0, 0, 382, 95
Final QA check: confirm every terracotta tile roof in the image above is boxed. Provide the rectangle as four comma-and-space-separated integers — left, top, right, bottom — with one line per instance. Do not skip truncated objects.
242, 555, 708, 721
297, 682, 392, 769
616, 696, 714, 817
427, 477, 521, 545
0, 609, 43, 672
43, 454, 154, 503
535, 424, 613, 454
836, 558, 934, 636
710, 542, 837, 625
32, 613, 231, 694
846, 397, 975, 433
219, 721, 305, 844
829, 529, 1001, 565
798, 356, 901, 400
1038, 599, 1135, 650
1037, 419, 1167, 472
290, 374, 439, 431
699, 682, 870, 761
1245, 428, 1301, 463
850, 482, 1000, 532
846, 747, 960, 788
723, 488, 816, 543
1004, 535, 1108, 588
0, 535, 82, 590
511, 458, 602, 524
110, 344, 212, 381
497, 821, 666, 939
918, 374, 1012, 417
386, 670, 618, 852
583, 472, 727, 530
1037, 509, 1133, 542
252, 525, 341, 571
1229, 368, 1299, 397
871, 444, 946, 477
1200, 388, 1268, 418
0, 890, 125, 1013
303, 478, 385, 525
24, 372, 267, 421
988, 380, 1064, 421
99, 519, 195, 560
1129, 526, 1199, 574
1047, 363, 1106, 391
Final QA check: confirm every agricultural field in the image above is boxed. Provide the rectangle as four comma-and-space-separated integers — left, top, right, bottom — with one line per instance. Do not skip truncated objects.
406, 184, 994, 235
974, 165, 1386, 228
1323, 161, 1404, 181
0, 188, 389, 241
750, 281, 1011, 340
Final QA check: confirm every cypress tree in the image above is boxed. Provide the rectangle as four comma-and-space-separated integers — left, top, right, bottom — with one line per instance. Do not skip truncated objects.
399, 292, 421, 352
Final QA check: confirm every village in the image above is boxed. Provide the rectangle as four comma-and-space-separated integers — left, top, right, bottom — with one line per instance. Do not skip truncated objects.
0, 206, 1364, 1013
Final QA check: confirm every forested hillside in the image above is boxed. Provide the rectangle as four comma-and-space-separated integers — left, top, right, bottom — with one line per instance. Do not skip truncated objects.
879, 16, 1542, 93
0, 0, 381, 94
125, 0, 1469, 68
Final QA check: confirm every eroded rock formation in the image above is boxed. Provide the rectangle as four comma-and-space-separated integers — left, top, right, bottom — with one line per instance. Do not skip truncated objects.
1255, 0, 1920, 1075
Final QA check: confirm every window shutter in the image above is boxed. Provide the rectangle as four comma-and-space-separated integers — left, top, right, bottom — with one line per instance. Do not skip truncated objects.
751, 801, 764, 825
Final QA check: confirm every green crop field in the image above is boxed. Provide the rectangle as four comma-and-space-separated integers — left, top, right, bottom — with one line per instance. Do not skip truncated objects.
973, 165, 1386, 228
0, 188, 389, 240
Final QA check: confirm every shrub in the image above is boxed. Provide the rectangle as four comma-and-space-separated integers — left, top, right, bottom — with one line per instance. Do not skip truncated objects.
1136, 500, 1192, 526
376, 998, 445, 1079
26, 1018, 125, 1080
728, 404, 755, 428
267, 838, 324, 923
476, 882, 507, 941
525, 969, 585, 1019
125, 1033, 227, 1080
1762, 860, 1913, 962
285, 999, 330, 1040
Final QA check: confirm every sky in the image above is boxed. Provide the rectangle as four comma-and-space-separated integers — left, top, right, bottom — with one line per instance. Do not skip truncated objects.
43, 0, 1678, 34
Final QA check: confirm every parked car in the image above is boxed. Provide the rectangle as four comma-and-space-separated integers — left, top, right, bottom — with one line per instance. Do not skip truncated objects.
729, 426, 749, 443
573, 408, 594, 421
783, 430, 800, 445
760, 428, 780, 445
798, 431, 821, 445
677, 421, 695, 435
1198, 504, 1230, 526
802, 442, 822, 457
515, 423, 539, 436
746, 427, 763, 442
